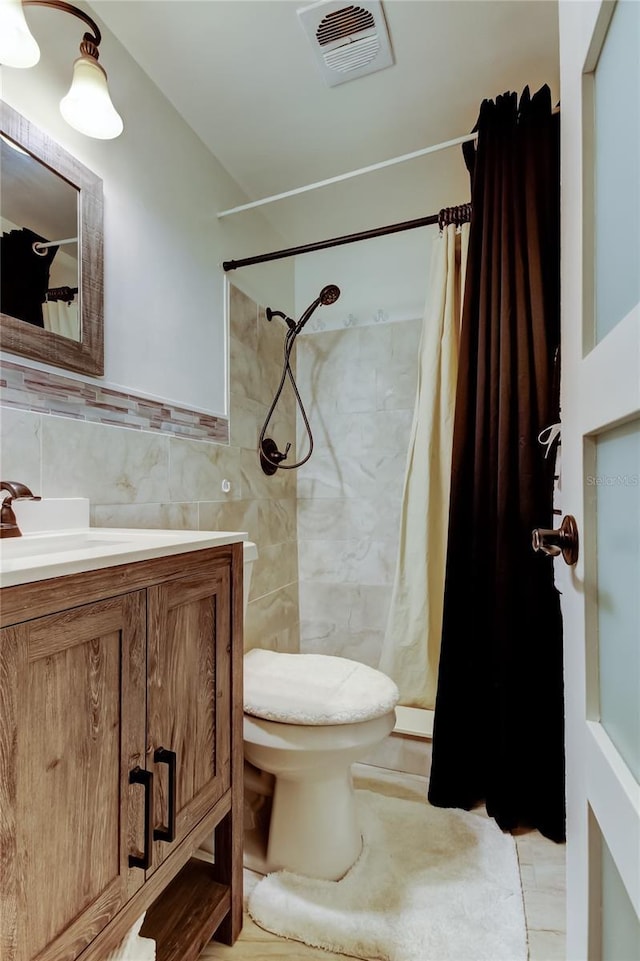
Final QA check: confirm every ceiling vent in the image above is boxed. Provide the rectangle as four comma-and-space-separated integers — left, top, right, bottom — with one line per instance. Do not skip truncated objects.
298, 0, 394, 87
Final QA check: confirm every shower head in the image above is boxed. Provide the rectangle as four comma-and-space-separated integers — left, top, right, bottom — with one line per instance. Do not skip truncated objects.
319, 284, 340, 305
295, 284, 341, 334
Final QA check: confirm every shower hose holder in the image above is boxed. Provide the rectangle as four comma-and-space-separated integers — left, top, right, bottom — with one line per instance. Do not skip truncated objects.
260, 438, 290, 476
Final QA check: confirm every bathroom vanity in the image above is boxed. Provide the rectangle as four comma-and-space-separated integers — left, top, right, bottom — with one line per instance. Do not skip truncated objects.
0, 529, 245, 961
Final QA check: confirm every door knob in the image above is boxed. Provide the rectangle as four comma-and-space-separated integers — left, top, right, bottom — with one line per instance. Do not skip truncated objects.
532, 514, 579, 565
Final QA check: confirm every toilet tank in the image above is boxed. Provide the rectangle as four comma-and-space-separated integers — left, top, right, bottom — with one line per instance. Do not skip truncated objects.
243, 541, 258, 617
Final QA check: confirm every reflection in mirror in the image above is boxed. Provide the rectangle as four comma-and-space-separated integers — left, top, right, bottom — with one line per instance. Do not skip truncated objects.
1, 133, 80, 340
0, 102, 103, 376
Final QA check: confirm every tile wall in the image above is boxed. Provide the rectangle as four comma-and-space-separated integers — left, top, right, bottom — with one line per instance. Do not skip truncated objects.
2, 299, 426, 689
295, 317, 421, 668
0, 285, 299, 652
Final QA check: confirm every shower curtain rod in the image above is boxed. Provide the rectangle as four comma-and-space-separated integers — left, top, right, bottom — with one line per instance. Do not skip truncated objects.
217, 132, 478, 219
222, 205, 471, 272
32, 236, 77, 253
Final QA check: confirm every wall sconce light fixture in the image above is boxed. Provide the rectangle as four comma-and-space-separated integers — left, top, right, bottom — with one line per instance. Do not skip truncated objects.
0, 0, 123, 139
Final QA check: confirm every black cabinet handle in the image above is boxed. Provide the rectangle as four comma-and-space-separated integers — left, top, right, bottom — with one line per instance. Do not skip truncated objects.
128, 766, 153, 870
153, 747, 177, 843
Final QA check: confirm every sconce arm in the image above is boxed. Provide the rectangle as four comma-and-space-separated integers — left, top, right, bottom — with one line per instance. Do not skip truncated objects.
23, 0, 102, 50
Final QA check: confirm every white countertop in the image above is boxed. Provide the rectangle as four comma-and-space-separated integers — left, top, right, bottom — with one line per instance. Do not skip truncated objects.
0, 528, 247, 588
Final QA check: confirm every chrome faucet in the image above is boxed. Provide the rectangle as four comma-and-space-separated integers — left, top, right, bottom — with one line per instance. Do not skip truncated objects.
0, 481, 41, 538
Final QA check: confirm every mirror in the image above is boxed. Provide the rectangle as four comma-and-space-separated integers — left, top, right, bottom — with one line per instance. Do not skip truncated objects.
0, 102, 103, 376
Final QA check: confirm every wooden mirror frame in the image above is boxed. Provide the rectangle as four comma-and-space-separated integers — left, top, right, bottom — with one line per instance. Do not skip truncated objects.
1, 102, 104, 376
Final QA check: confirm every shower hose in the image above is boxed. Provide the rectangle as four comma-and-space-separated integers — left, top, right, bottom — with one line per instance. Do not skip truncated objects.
258, 284, 340, 474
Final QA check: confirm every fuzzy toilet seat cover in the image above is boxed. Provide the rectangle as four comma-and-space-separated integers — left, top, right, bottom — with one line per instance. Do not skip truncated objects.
244, 650, 399, 725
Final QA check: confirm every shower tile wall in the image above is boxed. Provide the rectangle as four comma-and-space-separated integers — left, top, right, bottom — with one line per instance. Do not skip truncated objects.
0, 285, 299, 653
296, 318, 421, 667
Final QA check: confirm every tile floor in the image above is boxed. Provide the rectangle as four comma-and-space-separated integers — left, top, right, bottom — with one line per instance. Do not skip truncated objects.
203, 764, 566, 961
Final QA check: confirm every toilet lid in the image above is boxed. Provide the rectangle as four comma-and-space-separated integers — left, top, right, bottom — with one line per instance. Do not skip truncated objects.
244, 650, 399, 725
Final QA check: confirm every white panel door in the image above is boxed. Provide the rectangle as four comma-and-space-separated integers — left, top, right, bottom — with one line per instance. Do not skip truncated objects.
559, 2, 640, 959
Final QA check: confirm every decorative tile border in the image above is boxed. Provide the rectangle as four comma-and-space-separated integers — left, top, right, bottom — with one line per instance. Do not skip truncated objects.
0, 359, 229, 443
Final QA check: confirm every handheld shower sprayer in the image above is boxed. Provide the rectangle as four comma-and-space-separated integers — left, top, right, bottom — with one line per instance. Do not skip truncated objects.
259, 285, 341, 475
319, 284, 341, 305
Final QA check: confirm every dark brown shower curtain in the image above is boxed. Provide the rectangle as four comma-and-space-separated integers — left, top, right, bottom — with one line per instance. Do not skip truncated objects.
428, 86, 565, 842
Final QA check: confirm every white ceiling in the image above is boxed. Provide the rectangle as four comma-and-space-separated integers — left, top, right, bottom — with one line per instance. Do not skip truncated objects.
91, 0, 559, 247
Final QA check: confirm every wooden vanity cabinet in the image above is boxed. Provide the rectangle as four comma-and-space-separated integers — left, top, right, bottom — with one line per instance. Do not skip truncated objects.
0, 543, 244, 961
146, 565, 231, 875
0, 591, 147, 961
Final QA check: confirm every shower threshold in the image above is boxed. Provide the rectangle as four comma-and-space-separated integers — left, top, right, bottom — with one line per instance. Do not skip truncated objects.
394, 706, 434, 740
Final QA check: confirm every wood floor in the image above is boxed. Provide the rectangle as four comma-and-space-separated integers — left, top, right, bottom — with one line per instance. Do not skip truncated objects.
203, 765, 566, 961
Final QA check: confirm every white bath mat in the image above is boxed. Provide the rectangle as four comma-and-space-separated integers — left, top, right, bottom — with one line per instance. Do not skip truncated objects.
248, 789, 527, 961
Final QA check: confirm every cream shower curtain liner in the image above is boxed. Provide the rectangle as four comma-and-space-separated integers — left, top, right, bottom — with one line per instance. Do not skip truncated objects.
379, 223, 469, 709
42, 300, 79, 341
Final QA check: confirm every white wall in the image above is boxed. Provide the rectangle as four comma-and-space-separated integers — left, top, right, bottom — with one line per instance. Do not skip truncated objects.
1, 1, 293, 414
294, 228, 434, 332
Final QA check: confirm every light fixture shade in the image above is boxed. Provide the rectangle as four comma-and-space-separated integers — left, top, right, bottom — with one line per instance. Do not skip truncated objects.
60, 56, 123, 140
0, 0, 40, 68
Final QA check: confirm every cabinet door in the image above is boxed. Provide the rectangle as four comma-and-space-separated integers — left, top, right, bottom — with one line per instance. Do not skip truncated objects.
0, 592, 147, 961
147, 562, 231, 872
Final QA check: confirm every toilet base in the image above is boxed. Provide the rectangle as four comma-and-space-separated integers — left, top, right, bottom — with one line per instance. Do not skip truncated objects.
267, 768, 362, 880
243, 709, 396, 880
243, 763, 272, 874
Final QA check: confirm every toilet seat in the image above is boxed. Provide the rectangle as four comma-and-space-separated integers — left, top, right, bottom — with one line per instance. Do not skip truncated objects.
244, 649, 399, 725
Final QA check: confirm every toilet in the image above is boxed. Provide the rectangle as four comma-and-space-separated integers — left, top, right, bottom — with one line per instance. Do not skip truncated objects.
241, 542, 399, 881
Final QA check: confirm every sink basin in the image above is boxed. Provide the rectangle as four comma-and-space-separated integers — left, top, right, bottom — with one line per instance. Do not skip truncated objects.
0, 528, 247, 588
1, 530, 131, 559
